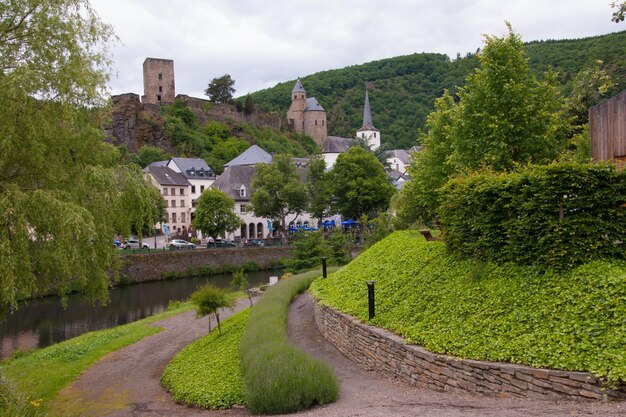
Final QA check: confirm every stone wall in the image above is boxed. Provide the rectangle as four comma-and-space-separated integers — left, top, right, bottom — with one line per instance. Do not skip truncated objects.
119, 247, 292, 283
314, 302, 626, 402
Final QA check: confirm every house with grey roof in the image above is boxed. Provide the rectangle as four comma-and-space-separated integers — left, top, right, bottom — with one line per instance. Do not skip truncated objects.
144, 165, 192, 236
386, 149, 412, 174
166, 157, 215, 212
211, 145, 315, 241
223, 144, 272, 167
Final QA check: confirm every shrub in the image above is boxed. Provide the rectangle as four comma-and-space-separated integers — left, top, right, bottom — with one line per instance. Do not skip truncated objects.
287, 231, 328, 271
311, 231, 626, 384
161, 309, 248, 409
0, 371, 43, 417
240, 270, 339, 414
440, 162, 626, 269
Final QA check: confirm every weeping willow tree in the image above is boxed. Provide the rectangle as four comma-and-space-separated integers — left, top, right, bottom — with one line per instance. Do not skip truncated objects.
0, 0, 162, 311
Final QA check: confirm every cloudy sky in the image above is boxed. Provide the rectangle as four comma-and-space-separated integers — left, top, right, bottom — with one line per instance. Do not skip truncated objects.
90, 0, 623, 99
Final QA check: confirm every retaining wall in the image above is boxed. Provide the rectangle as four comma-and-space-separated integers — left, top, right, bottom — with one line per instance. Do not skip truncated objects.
314, 302, 626, 402
119, 247, 292, 283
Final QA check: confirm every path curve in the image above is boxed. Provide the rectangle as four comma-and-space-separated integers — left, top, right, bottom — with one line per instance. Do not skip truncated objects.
286, 293, 625, 417
51, 293, 625, 417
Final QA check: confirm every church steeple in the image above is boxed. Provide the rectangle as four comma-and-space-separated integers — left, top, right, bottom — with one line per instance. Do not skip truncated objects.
361, 89, 375, 130
357, 88, 380, 150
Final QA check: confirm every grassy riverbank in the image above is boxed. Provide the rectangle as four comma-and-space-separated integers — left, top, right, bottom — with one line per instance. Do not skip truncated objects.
0, 302, 193, 415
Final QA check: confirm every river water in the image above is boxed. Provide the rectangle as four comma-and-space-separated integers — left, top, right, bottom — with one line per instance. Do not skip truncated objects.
0, 270, 277, 359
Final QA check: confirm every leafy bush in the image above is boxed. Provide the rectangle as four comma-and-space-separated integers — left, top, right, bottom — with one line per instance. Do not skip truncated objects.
240, 270, 339, 414
286, 231, 328, 271
310, 231, 626, 384
440, 162, 626, 269
161, 309, 248, 409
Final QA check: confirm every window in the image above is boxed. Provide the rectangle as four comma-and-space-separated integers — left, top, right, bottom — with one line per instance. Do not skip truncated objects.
181, 213, 186, 223
171, 200, 176, 208
171, 188, 175, 196
239, 187, 246, 198
171, 212, 176, 222
315, 120, 318, 126
180, 199, 184, 207
200, 185, 205, 192
158, 73, 163, 80
374, 132, 377, 138
158, 86, 163, 92
240, 204, 247, 214
157, 95, 161, 101
163, 188, 168, 195
180, 188, 184, 195
191, 185, 196, 194
322, 120, 325, 126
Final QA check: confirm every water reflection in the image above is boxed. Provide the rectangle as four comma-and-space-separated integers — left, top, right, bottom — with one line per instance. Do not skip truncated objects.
0, 270, 276, 359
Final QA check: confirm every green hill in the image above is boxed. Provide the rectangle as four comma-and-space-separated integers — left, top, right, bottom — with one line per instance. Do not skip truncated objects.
251, 31, 626, 150
310, 231, 626, 383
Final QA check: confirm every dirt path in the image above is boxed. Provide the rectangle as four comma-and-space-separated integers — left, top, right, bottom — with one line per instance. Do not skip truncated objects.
285, 294, 625, 417
51, 299, 256, 417
51, 293, 625, 417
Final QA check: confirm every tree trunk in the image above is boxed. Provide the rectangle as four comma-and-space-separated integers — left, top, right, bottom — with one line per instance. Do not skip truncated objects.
215, 311, 222, 335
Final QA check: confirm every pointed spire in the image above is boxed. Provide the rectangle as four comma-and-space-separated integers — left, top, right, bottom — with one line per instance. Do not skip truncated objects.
292, 78, 306, 94
361, 89, 375, 130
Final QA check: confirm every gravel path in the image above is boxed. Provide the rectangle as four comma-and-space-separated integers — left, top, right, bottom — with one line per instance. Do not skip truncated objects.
50, 292, 625, 417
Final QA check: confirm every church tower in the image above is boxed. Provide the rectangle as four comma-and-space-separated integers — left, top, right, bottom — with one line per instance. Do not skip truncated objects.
286, 79, 327, 146
357, 89, 380, 150
287, 79, 307, 134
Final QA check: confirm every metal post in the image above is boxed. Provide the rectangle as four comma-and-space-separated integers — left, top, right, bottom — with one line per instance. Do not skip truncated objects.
367, 280, 376, 320
321, 257, 327, 278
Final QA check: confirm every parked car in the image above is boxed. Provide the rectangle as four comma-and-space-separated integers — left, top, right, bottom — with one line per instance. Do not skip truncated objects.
243, 239, 265, 247
169, 239, 196, 250
207, 238, 236, 248
123, 238, 150, 250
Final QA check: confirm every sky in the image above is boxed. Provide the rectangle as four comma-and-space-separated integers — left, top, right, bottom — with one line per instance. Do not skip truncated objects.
90, 0, 623, 99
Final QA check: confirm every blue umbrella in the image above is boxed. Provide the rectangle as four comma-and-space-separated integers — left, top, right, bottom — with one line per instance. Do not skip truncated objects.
341, 219, 357, 225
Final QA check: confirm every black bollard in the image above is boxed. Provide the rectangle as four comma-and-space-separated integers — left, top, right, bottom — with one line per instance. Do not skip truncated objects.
322, 257, 327, 278
367, 280, 376, 320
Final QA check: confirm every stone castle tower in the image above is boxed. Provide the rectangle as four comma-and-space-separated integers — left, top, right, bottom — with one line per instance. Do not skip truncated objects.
142, 58, 175, 105
357, 89, 380, 150
286, 79, 327, 146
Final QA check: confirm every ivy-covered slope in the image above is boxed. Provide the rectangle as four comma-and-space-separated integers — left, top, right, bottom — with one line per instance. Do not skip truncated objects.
251, 31, 626, 150
310, 231, 626, 383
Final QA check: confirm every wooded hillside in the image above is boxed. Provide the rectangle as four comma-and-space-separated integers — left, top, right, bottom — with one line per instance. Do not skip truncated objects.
250, 31, 626, 149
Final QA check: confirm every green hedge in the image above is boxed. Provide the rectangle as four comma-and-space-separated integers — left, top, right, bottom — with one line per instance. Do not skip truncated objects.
161, 309, 248, 409
310, 231, 626, 384
240, 270, 339, 414
439, 162, 626, 269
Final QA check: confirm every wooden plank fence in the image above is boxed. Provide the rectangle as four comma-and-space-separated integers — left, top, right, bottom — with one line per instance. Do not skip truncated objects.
590, 90, 626, 170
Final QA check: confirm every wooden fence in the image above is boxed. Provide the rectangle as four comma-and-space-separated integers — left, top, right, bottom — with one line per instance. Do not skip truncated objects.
590, 90, 626, 169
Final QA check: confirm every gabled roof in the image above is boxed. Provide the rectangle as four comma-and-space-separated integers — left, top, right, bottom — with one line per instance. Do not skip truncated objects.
323, 136, 353, 153
410, 145, 423, 153
224, 145, 272, 167
387, 149, 411, 165
146, 166, 191, 186
169, 157, 215, 179
292, 79, 306, 94
211, 165, 257, 200
305, 97, 324, 112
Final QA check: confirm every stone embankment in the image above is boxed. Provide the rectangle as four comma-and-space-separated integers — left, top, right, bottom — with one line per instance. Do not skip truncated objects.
119, 246, 292, 284
314, 302, 626, 402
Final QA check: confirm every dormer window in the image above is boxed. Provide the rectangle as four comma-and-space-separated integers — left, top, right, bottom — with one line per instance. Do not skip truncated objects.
239, 186, 246, 198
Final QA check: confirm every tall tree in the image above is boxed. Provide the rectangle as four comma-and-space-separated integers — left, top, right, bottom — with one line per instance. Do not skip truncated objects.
192, 188, 242, 239
398, 25, 568, 226
328, 146, 395, 220
250, 154, 309, 242
0, 0, 159, 311
452, 24, 568, 172
204, 74, 236, 104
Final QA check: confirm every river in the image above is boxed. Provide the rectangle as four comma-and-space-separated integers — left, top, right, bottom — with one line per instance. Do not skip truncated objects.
0, 270, 278, 359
